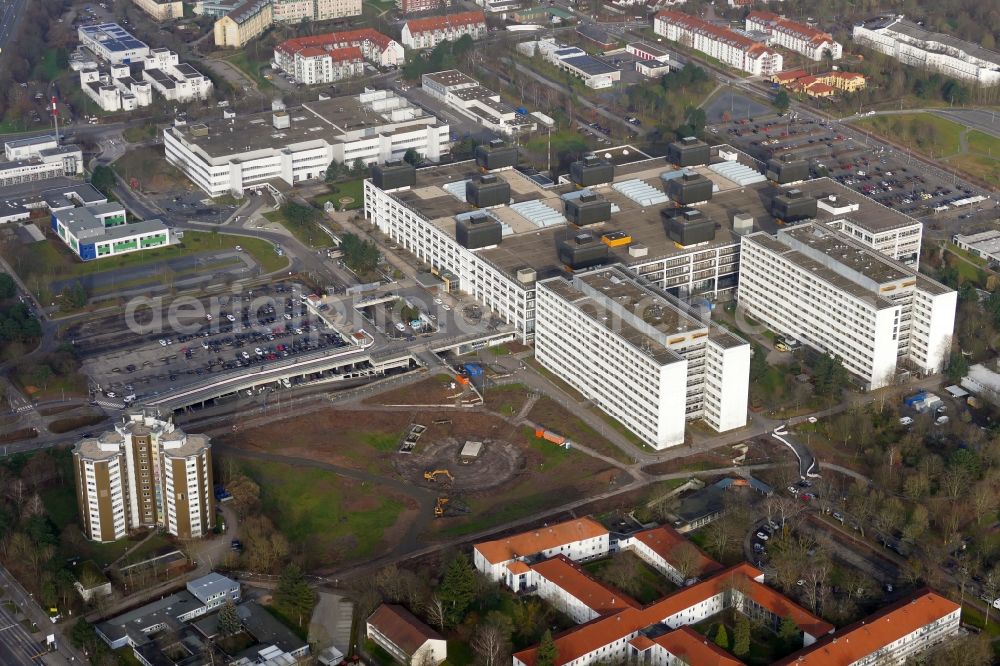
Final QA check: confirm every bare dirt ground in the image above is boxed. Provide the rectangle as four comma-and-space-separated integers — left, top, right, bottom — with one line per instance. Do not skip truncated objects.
393, 438, 524, 492
363, 374, 478, 407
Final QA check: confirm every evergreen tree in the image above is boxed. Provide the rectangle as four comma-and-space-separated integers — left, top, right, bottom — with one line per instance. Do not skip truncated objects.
439, 553, 476, 626
218, 599, 242, 636
733, 613, 751, 657
535, 629, 558, 666
714, 623, 729, 650
778, 615, 800, 650
275, 564, 316, 627
90, 165, 116, 196
774, 89, 790, 113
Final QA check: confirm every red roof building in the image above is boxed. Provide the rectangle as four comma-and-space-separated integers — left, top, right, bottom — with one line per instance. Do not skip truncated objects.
401, 11, 488, 50
654, 10, 783, 76
745, 11, 843, 61
273, 28, 404, 83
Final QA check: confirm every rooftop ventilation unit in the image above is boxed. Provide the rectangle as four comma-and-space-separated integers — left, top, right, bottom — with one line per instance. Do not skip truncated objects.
371, 160, 416, 191
570, 155, 614, 188
666, 136, 710, 167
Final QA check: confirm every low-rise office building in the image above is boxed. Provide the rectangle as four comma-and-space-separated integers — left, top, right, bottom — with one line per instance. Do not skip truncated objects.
655, 10, 782, 76
421, 70, 536, 134
130, 0, 183, 21
853, 16, 1000, 86
73, 409, 214, 542
400, 11, 488, 50
80, 65, 153, 112
737, 222, 955, 389
273, 28, 404, 84
52, 204, 172, 261
0, 136, 83, 187
78, 23, 150, 64
536, 266, 750, 449
745, 11, 842, 60
165, 90, 449, 196
140, 49, 214, 102
516, 38, 621, 88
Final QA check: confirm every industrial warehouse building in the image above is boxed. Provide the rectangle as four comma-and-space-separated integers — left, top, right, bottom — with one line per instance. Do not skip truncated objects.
421, 70, 537, 135
535, 266, 750, 449
165, 90, 449, 196
73, 409, 214, 542
737, 222, 956, 389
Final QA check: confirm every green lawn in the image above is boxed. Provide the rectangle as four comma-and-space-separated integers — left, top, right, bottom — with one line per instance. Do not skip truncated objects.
123, 125, 157, 143
968, 130, 1000, 157
947, 152, 1000, 188
262, 210, 334, 248
224, 51, 274, 90
856, 112, 964, 158
34, 49, 64, 82
236, 458, 405, 560
4, 230, 289, 300
524, 129, 589, 156
41, 485, 77, 527
312, 178, 365, 211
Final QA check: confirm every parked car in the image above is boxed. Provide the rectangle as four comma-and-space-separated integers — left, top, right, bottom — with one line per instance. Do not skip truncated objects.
899, 416, 914, 426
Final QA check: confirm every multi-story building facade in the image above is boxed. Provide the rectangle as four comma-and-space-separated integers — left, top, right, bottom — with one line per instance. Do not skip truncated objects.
52, 203, 171, 261
745, 11, 842, 61
0, 135, 82, 187
130, 0, 183, 21
853, 16, 1000, 86
397, 0, 449, 14
140, 49, 214, 102
473, 517, 610, 582
536, 267, 750, 449
400, 11, 488, 50
78, 24, 150, 64
421, 70, 536, 134
73, 409, 214, 541
737, 222, 955, 389
655, 10, 782, 76
165, 90, 449, 196
273, 29, 404, 84
214, 0, 273, 47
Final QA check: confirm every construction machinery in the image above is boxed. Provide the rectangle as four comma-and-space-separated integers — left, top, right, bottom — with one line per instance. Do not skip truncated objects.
424, 469, 455, 483
434, 496, 470, 518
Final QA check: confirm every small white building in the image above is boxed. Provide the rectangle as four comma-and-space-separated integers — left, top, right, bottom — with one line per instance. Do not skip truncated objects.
517, 39, 621, 88
421, 70, 536, 134
273, 28, 404, 84
140, 49, 214, 103
187, 572, 241, 610
80, 67, 153, 112
366, 604, 446, 665
953, 230, 1000, 264
52, 204, 172, 261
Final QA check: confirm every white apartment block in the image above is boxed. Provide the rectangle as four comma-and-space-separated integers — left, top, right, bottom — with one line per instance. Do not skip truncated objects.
745, 11, 842, 61
131, 0, 183, 21
140, 49, 214, 102
738, 223, 955, 390
78, 23, 150, 65
273, 29, 404, 85
72, 409, 215, 542
853, 16, 1000, 86
655, 10, 782, 76
473, 517, 610, 583
165, 90, 449, 196
536, 267, 750, 449
401, 11, 488, 50
0, 136, 83, 187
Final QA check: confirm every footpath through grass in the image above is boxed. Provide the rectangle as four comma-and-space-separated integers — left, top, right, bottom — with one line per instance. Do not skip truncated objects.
262, 210, 334, 248
856, 112, 963, 158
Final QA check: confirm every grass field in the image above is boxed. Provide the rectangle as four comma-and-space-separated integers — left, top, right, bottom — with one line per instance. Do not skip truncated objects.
312, 178, 365, 211
112, 146, 187, 193
529, 396, 634, 464
583, 552, 677, 604
4, 230, 289, 301
856, 112, 963, 158
224, 51, 274, 90
235, 458, 405, 561
123, 125, 157, 144
262, 210, 334, 248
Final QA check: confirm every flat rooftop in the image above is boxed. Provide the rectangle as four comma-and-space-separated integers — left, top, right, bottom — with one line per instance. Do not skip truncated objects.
790, 177, 921, 232
884, 18, 1000, 68
79, 23, 148, 53
423, 69, 477, 87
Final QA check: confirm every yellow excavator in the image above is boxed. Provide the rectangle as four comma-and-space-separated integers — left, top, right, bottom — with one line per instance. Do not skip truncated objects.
424, 469, 455, 483
434, 496, 470, 518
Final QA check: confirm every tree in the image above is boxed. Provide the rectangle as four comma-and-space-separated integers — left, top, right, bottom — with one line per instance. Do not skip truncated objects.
403, 148, 422, 166
352, 158, 367, 175
535, 629, 557, 666
218, 599, 242, 636
439, 553, 477, 626
945, 351, 969, 382
732, 613, 751, 657
423, 593, 445, 632
62, 281, 88, 309
714, 623, 729, 650
471, 612, 513, 666
774, 89, 791, 113
90, 165, 116, 196
325, 159, 344, 182
813, 354, 850, 399
0, 273, 15, 299
749, 343, 769, 383
275, 564, 316, 628
226, 474, 260, 519
778, 615, 800, 650
668, 542, 704, 583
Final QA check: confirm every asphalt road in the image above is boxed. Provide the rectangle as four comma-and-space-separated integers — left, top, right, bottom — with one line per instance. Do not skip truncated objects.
0, 0, 27, 53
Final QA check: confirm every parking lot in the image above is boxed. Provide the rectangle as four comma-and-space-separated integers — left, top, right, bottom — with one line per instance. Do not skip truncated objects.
151, 191, 241, 225
711, 114, 992, 220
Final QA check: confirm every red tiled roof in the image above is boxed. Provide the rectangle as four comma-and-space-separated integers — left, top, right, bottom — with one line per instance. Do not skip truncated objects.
774, 590, 959, 666
653, 627, 743, 666
404, 11, 486, 35
656, 10, 779, 58
746, 10, 835, 46
475, 517, 607, 565
367, 604, 444, 656
774, 69, 808, 82
530, 555, 640, 615
275, 28, 395, 57
325, 46, 364, 62
804, 82, 836, 95
630, 525, 722, 579
514, 563, 833, 666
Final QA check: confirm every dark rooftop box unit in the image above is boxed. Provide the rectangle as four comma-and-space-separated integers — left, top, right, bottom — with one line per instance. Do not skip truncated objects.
666, 136, 710, 168
664, 208, 715, 246
772, 188, 818, 222
667, 172, 713, 205
558, 233, 609, 271
456, 213, 502, 249
570, 155, 614, 188
466, 174, 511, 208
371, 161, 416, 190
565, 192, 612, 226
475, 139, 518, 171
765, 157, 809, 185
